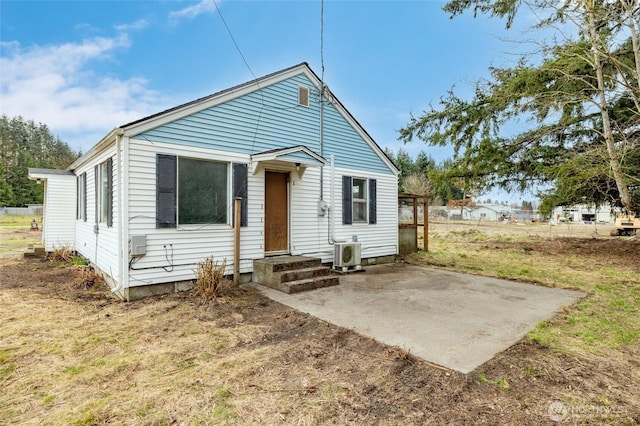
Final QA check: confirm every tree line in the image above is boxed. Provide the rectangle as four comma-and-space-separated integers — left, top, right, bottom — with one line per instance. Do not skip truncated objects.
0, 115, 80, 207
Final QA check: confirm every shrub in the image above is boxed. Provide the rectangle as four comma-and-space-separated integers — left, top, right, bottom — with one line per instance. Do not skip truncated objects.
194, 257, 229, 301
50, 245, 72, 262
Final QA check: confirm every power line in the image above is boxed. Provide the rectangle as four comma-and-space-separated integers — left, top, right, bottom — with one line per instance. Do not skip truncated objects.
213, 0, 258, 83
320, 0, 325, 85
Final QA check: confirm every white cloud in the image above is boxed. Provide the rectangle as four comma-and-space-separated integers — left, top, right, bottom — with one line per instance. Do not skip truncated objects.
0, 35, 166, 150
169, 0, 219, 25
114, 19, 149, 32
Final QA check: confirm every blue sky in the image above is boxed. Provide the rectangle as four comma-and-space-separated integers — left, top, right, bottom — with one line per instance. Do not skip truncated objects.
1, 0, 533, 201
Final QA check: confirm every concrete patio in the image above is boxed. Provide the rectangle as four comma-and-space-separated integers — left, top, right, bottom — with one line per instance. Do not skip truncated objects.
248, 263, 585, 374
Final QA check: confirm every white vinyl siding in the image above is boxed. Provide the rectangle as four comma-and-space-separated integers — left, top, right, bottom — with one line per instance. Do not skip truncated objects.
126, 140, 263, 287
74, 147, 119, 287
289, 167, 397, 262
39, 173, 76, 252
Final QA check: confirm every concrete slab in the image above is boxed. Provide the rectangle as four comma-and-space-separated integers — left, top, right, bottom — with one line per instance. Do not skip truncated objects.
247, 264, 585, 374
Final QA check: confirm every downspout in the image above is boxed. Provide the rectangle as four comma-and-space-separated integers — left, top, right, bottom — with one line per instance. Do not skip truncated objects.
113, 129, 126, 297
329, 154, 345, 244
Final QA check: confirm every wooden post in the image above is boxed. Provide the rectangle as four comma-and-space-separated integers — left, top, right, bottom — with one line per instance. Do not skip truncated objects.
233, 197, 241, 285
424, 197, 429, 252
413, 196, 418, 250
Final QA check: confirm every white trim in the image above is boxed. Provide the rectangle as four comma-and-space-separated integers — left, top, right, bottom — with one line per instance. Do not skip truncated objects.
250, 146, 325, 175
68, 129, 120, 171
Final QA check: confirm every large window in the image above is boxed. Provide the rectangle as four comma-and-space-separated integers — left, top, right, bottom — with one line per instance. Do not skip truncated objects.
156, 154, 248, 229
178, 158, 228, 225
352, 178, 367, 222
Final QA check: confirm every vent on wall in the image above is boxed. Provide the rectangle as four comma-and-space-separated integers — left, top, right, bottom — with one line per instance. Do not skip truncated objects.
298, 86, 309, 107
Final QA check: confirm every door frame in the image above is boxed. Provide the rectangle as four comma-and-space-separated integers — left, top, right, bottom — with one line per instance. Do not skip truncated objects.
264, 169, 290, 256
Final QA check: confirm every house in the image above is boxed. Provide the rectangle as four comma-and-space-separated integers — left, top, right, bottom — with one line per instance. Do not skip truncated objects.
551, 203, 615, 224
468, 204, 512, 222
29, 63, 399, 300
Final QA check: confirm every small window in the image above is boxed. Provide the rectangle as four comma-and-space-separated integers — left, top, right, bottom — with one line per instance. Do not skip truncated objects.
100, 162, 109, 223
298, 85, 309, 107
178, 158, 228, 225
76, 173, 86, 221
342, 176, 376, 225
95, 160, 112, 226
352, 178, 367, 222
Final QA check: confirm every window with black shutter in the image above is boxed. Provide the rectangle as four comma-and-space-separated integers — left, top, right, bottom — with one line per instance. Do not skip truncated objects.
156, 154, 232, 227
342, 175, 353, 225
156, 154, 177, 228
232, 163, 248, 227
368, 178, 377, 224
342, 175, 377, 225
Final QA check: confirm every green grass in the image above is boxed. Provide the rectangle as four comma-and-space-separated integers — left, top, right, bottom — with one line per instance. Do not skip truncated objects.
0, 215, 42, 227
410, 230, 640, 355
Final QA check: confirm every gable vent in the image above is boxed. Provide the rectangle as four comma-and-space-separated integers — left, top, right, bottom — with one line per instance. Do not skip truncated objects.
298, 86, 309, 107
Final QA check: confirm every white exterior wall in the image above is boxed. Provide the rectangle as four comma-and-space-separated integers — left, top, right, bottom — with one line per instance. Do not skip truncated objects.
287, 165, 397, 261
74, 145, 120, 287
126, 139, 263, 287
469, 206, 502, 222
123, 139, 398, 289
41, 175, 76, 252
552, 204, 614, 224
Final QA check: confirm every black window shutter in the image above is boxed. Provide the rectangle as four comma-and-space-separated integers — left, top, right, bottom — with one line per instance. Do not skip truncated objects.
368, 178, 377, 225
156, 154, 177, 228
76, 176, 81, 220
232, 163, 248, 227
342, 175, 352, 225
106, 157, 113, 227
94, 165, 99, 224
83, 173, 87, 222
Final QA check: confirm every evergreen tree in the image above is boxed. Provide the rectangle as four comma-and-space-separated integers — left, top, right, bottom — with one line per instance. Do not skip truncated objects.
0, 115, 80, 207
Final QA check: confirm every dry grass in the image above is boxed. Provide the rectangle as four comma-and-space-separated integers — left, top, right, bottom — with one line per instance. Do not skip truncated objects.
0, 220, 42, 257
415, 223, 640, 357
1, 225, 639, 424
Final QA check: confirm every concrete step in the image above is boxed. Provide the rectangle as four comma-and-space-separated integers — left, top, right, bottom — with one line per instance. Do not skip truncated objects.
252, 255, 340, 293
279, 266, 331, 283
274, 275, 340, 294
253, 255, 322, 285
23, 245, 45, 258
267, 255, 322, 272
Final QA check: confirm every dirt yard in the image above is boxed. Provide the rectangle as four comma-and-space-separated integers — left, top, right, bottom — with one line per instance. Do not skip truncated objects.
1, 225, 639, 424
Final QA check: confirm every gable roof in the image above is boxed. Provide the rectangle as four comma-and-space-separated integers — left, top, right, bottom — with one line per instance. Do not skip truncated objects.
71, 63, 398, 175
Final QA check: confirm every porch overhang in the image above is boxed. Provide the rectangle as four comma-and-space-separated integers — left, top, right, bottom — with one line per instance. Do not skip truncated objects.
250, 145, 326, 177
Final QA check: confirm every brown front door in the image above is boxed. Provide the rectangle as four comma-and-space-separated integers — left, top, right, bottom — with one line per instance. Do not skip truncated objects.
264, 171, 289, 253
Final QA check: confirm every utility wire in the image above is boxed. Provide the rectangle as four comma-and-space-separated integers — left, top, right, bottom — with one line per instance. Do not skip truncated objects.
321, 0, 325, 85
213, 0, 259, 84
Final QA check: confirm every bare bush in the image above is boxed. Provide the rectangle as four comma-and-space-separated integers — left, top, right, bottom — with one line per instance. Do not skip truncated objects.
194, 257, 229, 301
50, 245, 72, 262
403, 173, 432, 197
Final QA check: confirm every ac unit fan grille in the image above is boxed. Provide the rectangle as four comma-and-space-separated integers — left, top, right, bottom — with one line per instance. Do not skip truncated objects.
342, 246, 353, 263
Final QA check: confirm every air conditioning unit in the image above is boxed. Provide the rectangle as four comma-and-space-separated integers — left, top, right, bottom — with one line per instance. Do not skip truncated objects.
334, 242, 361, 269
